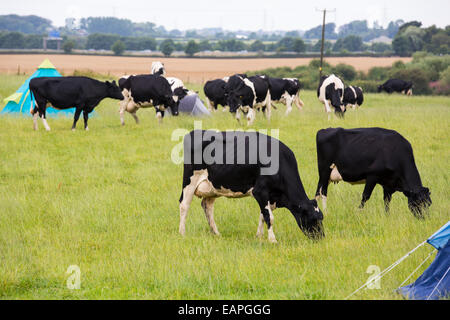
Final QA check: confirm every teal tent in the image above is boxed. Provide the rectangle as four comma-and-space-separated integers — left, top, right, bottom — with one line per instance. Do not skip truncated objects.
1, 59, 74, 116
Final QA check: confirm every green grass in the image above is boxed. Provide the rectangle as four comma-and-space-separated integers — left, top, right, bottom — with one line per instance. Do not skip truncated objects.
0, 74, 449, 299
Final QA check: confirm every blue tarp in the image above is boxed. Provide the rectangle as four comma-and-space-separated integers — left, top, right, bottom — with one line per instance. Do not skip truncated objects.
1, 60, 75, 117
399, 222, 450, 300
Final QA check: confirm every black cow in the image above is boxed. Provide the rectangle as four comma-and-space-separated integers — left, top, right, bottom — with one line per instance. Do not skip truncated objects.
315, 127, 431, 217
29, 76, 123, 131
224, 74, 271, 125
343, 86, 364, 109
378, 79, 413, 95
268, 77, 304, 115
118, 74, 178, 125
203, 79, 228, 111
179, 130, 324, 242
317, 74, 345, 118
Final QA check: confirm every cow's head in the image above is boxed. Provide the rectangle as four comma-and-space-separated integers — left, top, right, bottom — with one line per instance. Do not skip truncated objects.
173, 87, 189, 103
292, 199, 324, 240
377, 85, 384, 93
406, 187, 432, 218
226, 90, 244, 113
105, 80, 124, 100
329, 87, 345, 117
166, 94, 179, 116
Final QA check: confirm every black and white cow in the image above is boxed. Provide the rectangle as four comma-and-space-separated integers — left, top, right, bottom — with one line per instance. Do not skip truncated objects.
166, 76, 194, 108
151, 61, 166, 76
118, 74, 178, 125
268, 77, 304, 115
225, 74, 271, 125
29, 76, 123, 131
343, 86, 364, 109
378, 79, 413, 95
179, 130, 324, 242
317, 74, 345, 118
315, 127, 431, 217
203, 78, 228, 111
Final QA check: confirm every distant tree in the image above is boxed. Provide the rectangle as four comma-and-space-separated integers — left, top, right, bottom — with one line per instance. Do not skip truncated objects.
311, 40, 333, 52
392, 35, 410, 56
0, 14, 52, 34
303, 23, 338, 40
62, 40, 76, 53
249, 40, 265, 52
111, 40, 125, 55
370, 42, 392, 53
160, 39, 175, 56
333, 35, 363, 52
292, 38, 306, 53
81, 17, 134, 36
198, 40, 212, 51
338, 20, 369, 38
185, 40, 200, 56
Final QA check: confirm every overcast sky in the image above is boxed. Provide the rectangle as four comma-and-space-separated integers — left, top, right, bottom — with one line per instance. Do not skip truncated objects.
1, 0, 449, 31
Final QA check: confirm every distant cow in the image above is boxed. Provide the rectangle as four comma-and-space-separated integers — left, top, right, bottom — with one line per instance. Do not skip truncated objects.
378, 79, 413, 95
225, 74, 271, 125
29, 76, 123, 131
317, 74, 345, 117
268, 77, 304, 115
118, 74, 178, 125
204, 79, 228, 111
151, 61, 166, 76
343, 86, 364, 109
179, 130, 324, 242
315, 127, 431, 217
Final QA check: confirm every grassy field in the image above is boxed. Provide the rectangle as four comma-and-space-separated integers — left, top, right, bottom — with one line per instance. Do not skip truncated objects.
0, 74, 448, 299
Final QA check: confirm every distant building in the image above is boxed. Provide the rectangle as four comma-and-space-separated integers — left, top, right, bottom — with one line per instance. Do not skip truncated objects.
65, 17, 76, 30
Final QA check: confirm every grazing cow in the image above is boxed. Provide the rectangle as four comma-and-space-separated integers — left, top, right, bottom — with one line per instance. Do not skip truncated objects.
225, 74, 271, 125
203, 79, 228, 111
29, 76, 123, 131
268, 77, 304, 115
317, 74, 345, 118
378, 79, 413, 95
151, 61, 166, 76
179, 130, 324, 242
315, 127, 431, 217
118, 74, 178, 125
343, 86, 364, 109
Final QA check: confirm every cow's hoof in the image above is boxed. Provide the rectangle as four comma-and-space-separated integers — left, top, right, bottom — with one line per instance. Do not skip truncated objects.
269, 238, 278, 244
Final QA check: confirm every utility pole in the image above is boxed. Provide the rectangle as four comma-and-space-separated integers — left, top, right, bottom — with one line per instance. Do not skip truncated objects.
315, 8, 336, 80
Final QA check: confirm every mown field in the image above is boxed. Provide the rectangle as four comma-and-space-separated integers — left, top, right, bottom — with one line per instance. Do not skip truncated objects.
0, 74, 448, 299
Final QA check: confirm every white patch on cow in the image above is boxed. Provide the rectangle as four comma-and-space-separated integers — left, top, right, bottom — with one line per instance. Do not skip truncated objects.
246, 108, 256, 126
349, 86, 357, 100
407, 89, 412, 96
222, 76, 229, 82
241, 77, 257, 106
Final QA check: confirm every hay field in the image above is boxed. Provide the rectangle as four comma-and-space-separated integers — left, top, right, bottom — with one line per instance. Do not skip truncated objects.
0, 73, 448, 299
0, 54, 411, 83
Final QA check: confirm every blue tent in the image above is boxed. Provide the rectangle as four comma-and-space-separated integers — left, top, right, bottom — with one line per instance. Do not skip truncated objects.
398, 221, 450, 300
1, 59, 74, 116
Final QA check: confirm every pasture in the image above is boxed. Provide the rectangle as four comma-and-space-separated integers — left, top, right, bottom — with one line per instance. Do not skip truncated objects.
0, 73, 449, 299
0, 54, 412, 83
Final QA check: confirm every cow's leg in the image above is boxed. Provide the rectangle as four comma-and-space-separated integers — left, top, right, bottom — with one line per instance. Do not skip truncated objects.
256, 212, 264, 238
179, 184, 196, 237
41, 110, 50, 131
201, 198, 220, 235
253, 190, 277, 243
83, 109, 89, 130
205, 97, 213, 111
156, 109, 164, 124
247, 108, 255, 126
315, 167, 332, 211
295, 94, 304, 110
72, 108, 82, 131
130, 111, 139, 124
383, 187, 393, 213
119, 99, 128, 125
284, 95, 294, 115
324, 100, 332, 113
235, 109, 241, 123
359, 177, 377, 209
33, 111, 39, 130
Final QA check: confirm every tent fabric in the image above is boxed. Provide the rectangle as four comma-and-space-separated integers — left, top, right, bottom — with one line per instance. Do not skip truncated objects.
177, 94, 211, 116
1, 59, 75, 117
427, 221, 450, 250
398, 238, 450, 300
